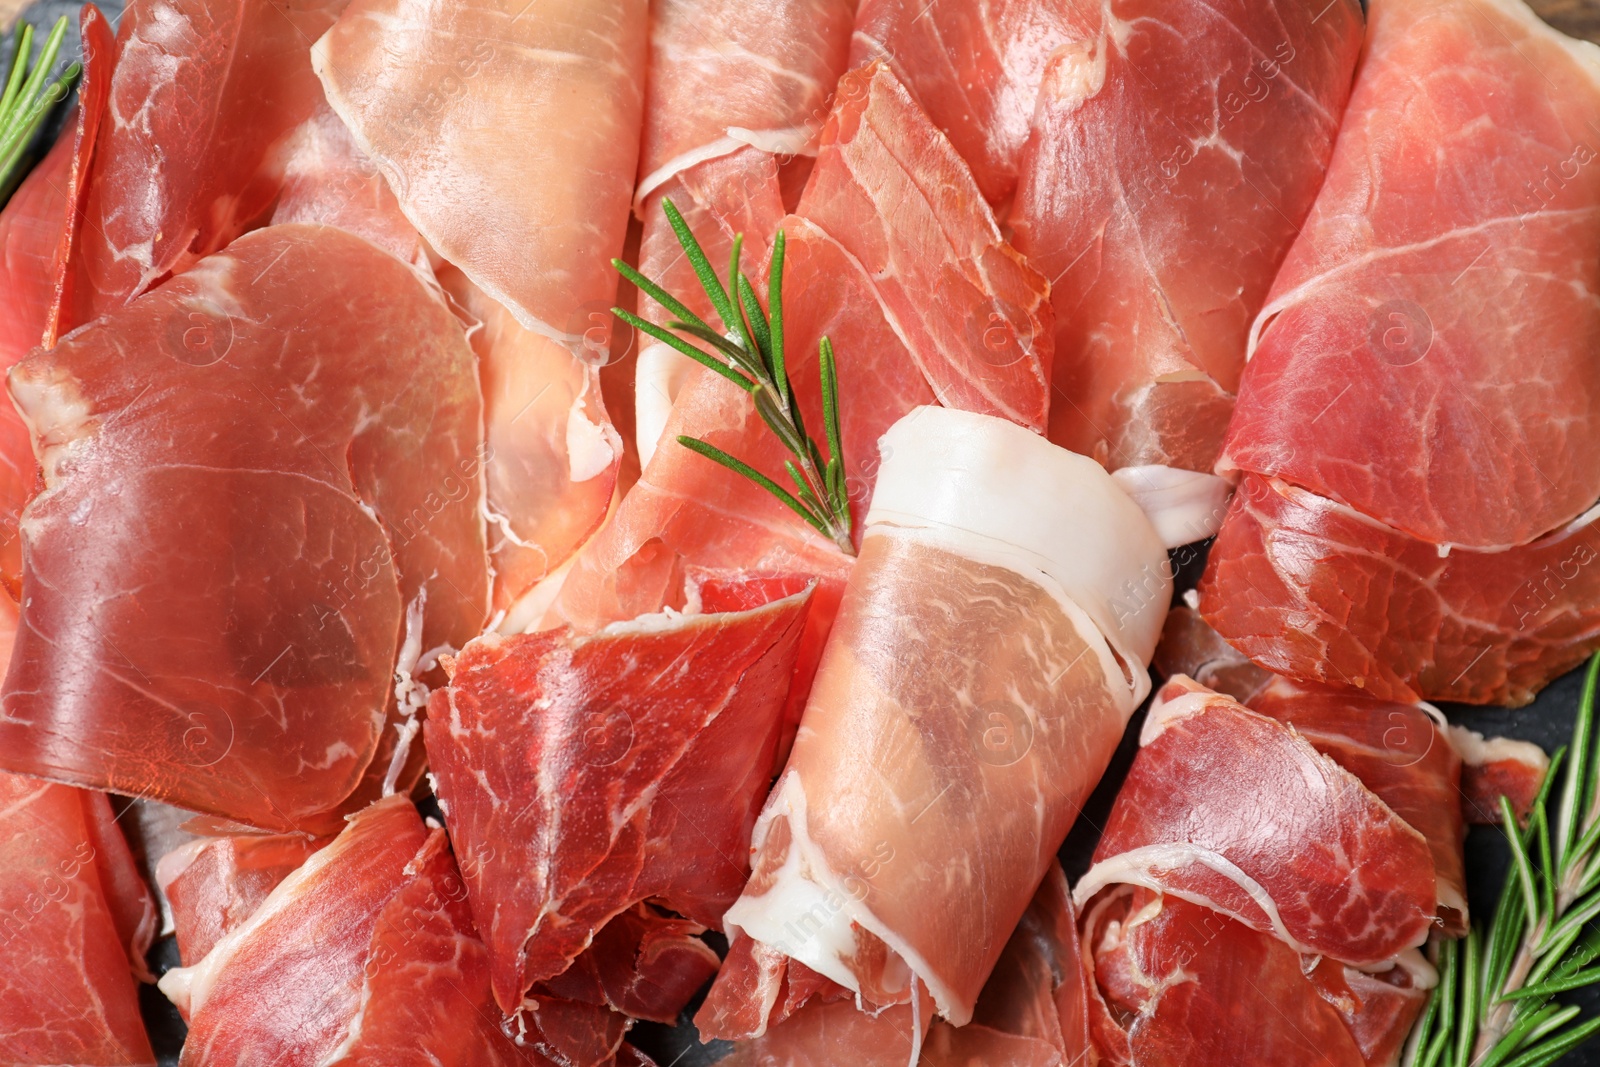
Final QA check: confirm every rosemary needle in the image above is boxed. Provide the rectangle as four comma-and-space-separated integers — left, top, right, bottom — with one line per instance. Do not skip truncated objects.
612, 199, 855, 556
0, 15, 81, 205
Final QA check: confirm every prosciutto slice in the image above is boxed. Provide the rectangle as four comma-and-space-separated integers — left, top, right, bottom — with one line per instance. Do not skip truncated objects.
0, 4, 116, 594
68, 0, 345, 326
849, 0, 1076, 205
1008, 0, 1363, 535
706, 406, 1168, 1030
158, 830, 329, 965
1203, 0, 1600, 704
0, 771, 156, 1066
160, 796, 548, 1066
425, 576, 814, 1014
0, 224, 487, 830
632, 0, 852, 465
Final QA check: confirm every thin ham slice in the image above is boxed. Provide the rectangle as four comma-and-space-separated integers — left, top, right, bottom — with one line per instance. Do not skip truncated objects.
0, 771, 156, 1066
707, 407, 1167, 1030
632, 0, 852, 466
799, 62, 1051, 433
160, 796, 546, 1066
1203, 0, 1600, 705
0, 224, 487, 831
0, 4, 116, 594
157, 830, 329, 966
67, 0, 346, 326
1008, 0, 1363, 530
1077, 677, 1436, 968
425, 576, 815, 1015
849, 0, 1077, 205
312, 0, 646, 349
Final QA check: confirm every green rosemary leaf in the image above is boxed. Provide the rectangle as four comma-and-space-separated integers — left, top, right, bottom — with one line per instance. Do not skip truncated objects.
1501, 966, 1600, 1001
736, 272, 773, 374
0, 23, 34, 119
1505, 796, 1544, 934
613, 308, 755, 392
612, 258, 712, 337
662, 199, 740, 333
725, 234, 762, 361
677, 436, 829, 538
769, 230, 788, 407
784, 460, 826, 516
1503, 1016, 1600, 1067
0, 17, 78, 202
1528, 920, 1587, 988
1456, 924, 1481, 1067
669, 319, 765, 378
1537, 805, 1556, 923
1536, 886, 1600, 959
1557, 657, 1600, 870
1479, 1004, 1560, 1067
752, 389, 809, 459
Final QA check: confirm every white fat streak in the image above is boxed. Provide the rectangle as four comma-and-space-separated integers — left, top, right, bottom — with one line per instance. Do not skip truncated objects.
634, 342, 693, 468
1110, 465, 1234, 549
632, 124, 820, 212
723, 774, 974, 1026
566, 373, 617, 483
498, 555, 577, 635
384, 590, 433, 796
1447, 724, 1550, 773
1137, 682, 1220, 745
868, 406, 1170, 674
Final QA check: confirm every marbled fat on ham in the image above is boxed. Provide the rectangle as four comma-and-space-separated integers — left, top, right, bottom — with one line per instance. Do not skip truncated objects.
0, 224, 487, 830
158, 831, 329, 966
1204, 0, 1600, 705
706, 407, 1168, 1031
1008, 0, 1363, 537
426, 577, 815, 1015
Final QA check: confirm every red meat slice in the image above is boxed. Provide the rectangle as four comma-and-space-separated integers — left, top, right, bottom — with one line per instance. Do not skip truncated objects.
162, 796, 547, 1066
1219, 0, 1600, 551
158, 831, 329, 965
0, 771, 156, 1066
537, 903, 720, 1025
1009, 0, 1362, 474
1078, 677, 1436, 967
426, 577, 814, 1014
67, 0, 346, 326
0, 224, 487, 830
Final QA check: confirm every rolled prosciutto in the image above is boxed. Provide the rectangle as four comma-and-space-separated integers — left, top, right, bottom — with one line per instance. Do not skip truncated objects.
1202, 0, 1600, 706
703, 406, 1169, 1031
1077, 677, 1442, 1066
1009, 0, 1364, 544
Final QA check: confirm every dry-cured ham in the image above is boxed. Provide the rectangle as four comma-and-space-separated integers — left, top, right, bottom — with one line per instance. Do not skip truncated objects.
426, 576, 814, 1014
158, 830, 329, 965
1077, 676, 1442, 1066
849, 0, 1075, 205
631, 0, 852, 466
160, 795, 552, 1065
313, 0, 638, 617
0, 769, 156, 1066
0, 224, 487, 830
799, 62, 1051, 433
313, 0, 646, 350
68, 0, 345, 326
1008, 0, 1363, 539
1203, 0, 1600, 705
705, 406, 1167, 1031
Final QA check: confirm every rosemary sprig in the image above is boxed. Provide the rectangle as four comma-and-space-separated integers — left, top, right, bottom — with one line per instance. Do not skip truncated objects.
611, 200, 854, 555
0, 16, 81, 204
1406, 654, 1600, 1067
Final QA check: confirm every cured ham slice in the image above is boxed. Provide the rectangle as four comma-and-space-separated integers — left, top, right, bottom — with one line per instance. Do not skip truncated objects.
312, 0, 647, 350
709, 406, 1167, 1029
160, 796, 544, 1065
0, 4, 115, 595
799, 62, 1051, 433
849, 0, 1076, 205
1204, 0, 1600, 704
1008, 0, 1363, 531
539, 904, 720, 1026
0, 771, 156, 1066
0, 224, 487, 830
1451, 725, 1549, 824
632, 0, 852, 465
158, 830, 328, 965
1077, 677, 1436, 966
68, 0, 346, 326
426, 576, 814, 1014
1082, 888, 1433, 1067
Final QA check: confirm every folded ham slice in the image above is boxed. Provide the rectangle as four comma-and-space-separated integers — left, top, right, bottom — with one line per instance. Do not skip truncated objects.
68, 0, 345, 325
426, 576, 815, 1015
158, 830, 329, 966
0, 771, 156, 1066
1203, 0, 1600, 705
1008, 0, 1363, 538
631, 0, 852, 466
705, 406, 1167, 1031
0, 4, 115, 595
1077, 677, 1442, 1066
0, 224, 487, 830
160, 796, 555, 1065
